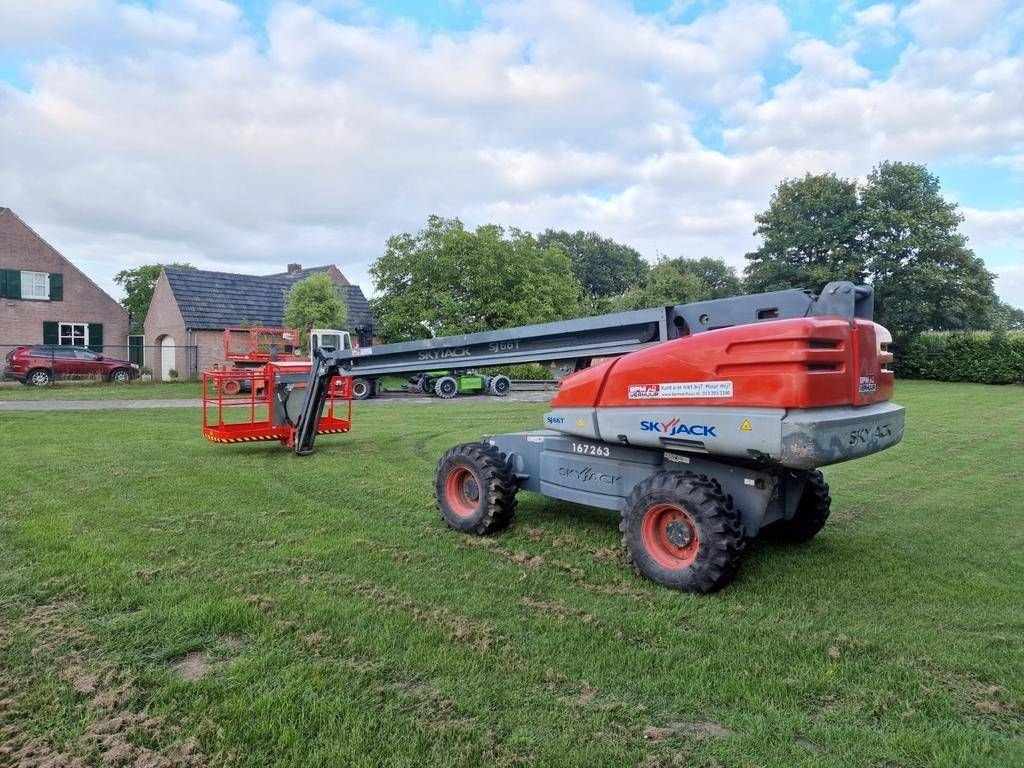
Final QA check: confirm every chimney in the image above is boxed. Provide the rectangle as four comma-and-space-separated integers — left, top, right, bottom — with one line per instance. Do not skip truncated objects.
287, 263, 302, 274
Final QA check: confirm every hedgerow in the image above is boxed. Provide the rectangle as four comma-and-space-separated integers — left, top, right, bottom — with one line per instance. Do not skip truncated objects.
898, 330, 1024, 384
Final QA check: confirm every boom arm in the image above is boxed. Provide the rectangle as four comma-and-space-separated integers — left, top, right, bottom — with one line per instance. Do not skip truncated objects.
290, 282, 874, 455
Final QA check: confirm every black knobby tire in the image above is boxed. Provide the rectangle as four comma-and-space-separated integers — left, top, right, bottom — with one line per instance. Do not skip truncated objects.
773, 470, 831, 543
489, 374, 511, 397
435, 442, 518, 535
352, 378, 373, 400
434, 376, 458, 399
620, 471, 745, 593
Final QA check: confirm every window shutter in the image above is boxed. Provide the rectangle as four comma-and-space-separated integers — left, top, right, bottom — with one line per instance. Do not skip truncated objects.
1, 269, 21, 299
49, 273, 63, 301
43, 322, 59, 345
88, 324, 104, 352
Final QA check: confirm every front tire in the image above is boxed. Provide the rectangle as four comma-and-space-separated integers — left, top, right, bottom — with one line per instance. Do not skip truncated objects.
620, 471, 745, 593
435, 443, 517, 535
109, 368, 132, 383
434, 376, 458, 399
352, 377, 373, 400
771, 470, 831, 542
27, 368, 52, 387
488, 374, 511, 397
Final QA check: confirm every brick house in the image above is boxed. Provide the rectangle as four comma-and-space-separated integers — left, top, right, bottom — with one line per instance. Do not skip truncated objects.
143, 263, 375, 380
0, 208, 129, 357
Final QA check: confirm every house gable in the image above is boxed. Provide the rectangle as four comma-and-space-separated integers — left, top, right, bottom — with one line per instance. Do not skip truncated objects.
0, 208, 127, 319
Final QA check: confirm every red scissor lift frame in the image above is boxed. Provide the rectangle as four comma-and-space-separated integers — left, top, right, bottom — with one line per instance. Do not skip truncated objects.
202, 363, 351, 446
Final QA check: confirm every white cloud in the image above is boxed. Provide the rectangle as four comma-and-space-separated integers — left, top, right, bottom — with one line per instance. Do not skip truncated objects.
900, 0, 1010, 48
0, 0, 1021, 312
854, 4, 897, 29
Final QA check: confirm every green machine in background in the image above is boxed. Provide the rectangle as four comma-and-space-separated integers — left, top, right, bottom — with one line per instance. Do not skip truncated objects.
404, 370, 511, 399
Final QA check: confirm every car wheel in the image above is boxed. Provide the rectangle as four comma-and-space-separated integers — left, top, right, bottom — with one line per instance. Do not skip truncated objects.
28, 368, 52, 387
109, 368, 132, 383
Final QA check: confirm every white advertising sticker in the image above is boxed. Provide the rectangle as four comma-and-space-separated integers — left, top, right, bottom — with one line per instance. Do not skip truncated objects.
627, 380, 733, 400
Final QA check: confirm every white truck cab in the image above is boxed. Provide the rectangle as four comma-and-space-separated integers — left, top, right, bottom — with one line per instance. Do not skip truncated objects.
309, 329, 352, 356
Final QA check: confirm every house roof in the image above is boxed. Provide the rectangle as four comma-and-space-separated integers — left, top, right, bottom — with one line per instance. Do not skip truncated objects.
162, 266, 375, 331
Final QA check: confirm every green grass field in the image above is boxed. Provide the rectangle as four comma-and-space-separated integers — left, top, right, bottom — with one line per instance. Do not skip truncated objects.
0, 380, 202, 401
1, 381, 1021, 767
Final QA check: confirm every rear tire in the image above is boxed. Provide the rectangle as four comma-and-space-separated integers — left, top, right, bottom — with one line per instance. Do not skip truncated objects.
352, 378, 373, 400
620, 471, 745, 593
771, 470, 831, 542
434, 376, 459, 399
488, 374, 511, 397
436, 443, 517, 534
27, 368, 52, 387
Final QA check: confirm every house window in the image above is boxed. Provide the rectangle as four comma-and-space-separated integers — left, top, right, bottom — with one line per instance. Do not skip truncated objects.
21, 271, 49, 300
59, 323, 88, 347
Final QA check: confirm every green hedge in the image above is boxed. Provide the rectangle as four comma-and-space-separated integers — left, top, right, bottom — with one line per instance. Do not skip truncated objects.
898, 331, 1024, 384
480, 363, 556, 380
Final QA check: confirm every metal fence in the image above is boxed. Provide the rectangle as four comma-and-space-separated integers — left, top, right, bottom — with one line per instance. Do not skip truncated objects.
1, 342, 199, 385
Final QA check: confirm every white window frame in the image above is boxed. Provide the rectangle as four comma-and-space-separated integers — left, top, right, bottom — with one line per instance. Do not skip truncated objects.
21, 271, 50, 300
58, 322, 88, 347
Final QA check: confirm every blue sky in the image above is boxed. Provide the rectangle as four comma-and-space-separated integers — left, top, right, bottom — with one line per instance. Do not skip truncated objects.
0, 0, 1021, 306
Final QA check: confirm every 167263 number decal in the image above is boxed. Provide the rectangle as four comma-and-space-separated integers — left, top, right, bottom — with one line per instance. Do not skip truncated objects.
571, 442, 611, 457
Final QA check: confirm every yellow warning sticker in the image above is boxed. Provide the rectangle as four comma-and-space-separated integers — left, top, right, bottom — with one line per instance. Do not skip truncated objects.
577, 418, 585, 428
740, 419, 753, 431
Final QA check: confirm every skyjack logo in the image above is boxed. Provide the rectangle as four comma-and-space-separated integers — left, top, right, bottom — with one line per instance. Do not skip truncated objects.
640, 419, 717, 437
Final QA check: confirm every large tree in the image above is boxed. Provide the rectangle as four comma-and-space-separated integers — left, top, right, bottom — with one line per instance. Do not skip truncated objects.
114, 263, 195, 329
371, 216, 581, 341
861, 161, 996, 339
612, 256, 741, 310
283, 273, 348, 344
744, 172, 866, 292
537, 229, 646, 305
662, 256, 743, 299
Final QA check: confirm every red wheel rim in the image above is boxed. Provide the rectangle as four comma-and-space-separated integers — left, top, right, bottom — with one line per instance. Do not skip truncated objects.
223, 380, 240, 395
641, 503, 699, 569
444, 466, 480, 518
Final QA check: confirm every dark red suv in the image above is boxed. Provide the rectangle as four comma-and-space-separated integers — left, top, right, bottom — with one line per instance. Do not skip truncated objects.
4, 345, 140, 386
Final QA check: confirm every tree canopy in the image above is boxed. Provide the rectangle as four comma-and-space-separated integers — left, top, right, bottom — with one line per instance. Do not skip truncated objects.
861, 162, 996, 339
744, 162, 998, 340
612, 256, 742, 310
370, 216, 581, 341
744, 172, 865, 293
283, 273, 348, 344
114, 263, 195, 329
537, 229, 647, 305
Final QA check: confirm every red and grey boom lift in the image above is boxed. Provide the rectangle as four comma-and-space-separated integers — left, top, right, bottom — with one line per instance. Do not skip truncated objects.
208, 282, 905, 592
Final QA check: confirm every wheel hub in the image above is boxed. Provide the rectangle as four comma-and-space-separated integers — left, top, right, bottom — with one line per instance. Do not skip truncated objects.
665, 519, 693, 547
641, 503, 700, 570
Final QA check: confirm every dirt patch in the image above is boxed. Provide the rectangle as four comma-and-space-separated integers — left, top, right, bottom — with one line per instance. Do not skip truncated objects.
592, 547, 622, 565
2, 598, 210, 767
337, 575, 499, 654
170, 652, 210, 682
521, 597, 598, 625
510, 551, 546, 568
642, 720, 732, 742
171, 637, 246, 681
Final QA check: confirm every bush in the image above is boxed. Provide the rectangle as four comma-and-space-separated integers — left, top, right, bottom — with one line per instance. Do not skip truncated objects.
898, 331, 1024, 384
480, 363, 556, 380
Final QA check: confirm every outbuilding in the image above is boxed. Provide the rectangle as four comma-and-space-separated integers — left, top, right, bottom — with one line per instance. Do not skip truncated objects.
143, 263, 374, 380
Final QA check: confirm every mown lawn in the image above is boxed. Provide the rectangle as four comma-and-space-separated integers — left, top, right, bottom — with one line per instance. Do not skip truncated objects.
0, 380, 1021, 767
0, 380, 201, 401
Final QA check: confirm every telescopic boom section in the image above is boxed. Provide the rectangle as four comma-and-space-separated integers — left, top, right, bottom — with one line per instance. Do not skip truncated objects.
289, 282, 874, 455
